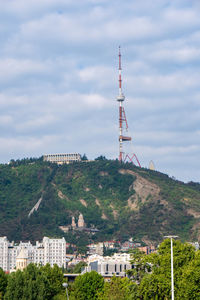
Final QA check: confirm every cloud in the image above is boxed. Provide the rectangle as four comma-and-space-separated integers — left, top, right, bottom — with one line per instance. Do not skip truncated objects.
0, 94, 28, 107
0, 58, 48, 83
163, 7, 200, 29
146, 46, 200, 64
126, 71, 200, 97
0, 115, 13, 126
0, 0, 199, 182
0, 0, 75, 18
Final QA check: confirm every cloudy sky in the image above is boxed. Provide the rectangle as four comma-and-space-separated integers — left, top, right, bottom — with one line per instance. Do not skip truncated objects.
0, 0, 200, 182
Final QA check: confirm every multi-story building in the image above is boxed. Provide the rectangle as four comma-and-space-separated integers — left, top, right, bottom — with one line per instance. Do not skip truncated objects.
103, 240, 121, 250
0, 237, 10, 271
138, 246, 156, 255
0, 236, 66, 272
121, 240, 141, 251
87, 242, 104, 255
82, 253, 132, 278
43, 153, 81, 164
42, 237, 66, 267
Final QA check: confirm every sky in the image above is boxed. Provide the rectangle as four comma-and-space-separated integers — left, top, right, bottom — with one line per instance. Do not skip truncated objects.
0, 0, 200, 182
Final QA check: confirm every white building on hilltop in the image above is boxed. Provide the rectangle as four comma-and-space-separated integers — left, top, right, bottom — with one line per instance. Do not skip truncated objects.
0, 236, 66, 272
43, 153, 81, 165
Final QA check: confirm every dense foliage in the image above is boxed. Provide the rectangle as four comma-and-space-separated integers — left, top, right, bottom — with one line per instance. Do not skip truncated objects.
66, 262, 87, 274
98, 276, 137, 300
127, 239, 200, 299
70, 271, 104, 300
0, 158, 200, 244
1, 241, 200, 299
4, 263, 64, 300
0, 269, 7, 299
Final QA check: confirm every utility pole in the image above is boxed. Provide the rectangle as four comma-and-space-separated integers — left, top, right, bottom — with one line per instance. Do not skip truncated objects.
62, 282, 69, 300
164, 235, 178, 300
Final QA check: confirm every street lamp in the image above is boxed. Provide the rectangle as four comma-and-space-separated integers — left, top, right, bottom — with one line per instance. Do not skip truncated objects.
164, 235, 178, 300
62, 282, 69, 300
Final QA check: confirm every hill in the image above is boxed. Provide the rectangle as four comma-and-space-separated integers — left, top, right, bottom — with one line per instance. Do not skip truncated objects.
0, 158, 200, 246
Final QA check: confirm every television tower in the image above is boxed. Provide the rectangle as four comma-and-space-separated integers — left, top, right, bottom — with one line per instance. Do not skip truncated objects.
116, 47, 141, 167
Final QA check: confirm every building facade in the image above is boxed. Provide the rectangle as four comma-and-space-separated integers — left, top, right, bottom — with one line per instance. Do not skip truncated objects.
16, 247, 28, 271
87, 242, 104, 255
43, 153, 81, 164
78, 213, 85, 228
0, 236, 66, 272
82, 253, 132, 278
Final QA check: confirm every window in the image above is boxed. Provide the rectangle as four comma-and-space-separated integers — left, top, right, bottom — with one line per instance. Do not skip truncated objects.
106, 264, 109, 272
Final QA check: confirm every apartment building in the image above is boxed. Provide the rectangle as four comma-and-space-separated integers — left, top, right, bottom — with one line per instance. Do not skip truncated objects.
0, 236, 66, 272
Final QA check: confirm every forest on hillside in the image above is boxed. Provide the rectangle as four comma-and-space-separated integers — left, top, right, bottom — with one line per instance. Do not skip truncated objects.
0, 157, 200, 246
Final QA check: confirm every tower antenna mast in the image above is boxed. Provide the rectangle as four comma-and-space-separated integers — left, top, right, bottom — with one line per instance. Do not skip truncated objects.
116, 47, 141, 167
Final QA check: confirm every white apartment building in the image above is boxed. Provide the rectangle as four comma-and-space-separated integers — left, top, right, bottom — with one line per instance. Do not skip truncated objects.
42, 237, 66, 267
0, 236, 66, 272
43, 153, 81, 164
0, 237, 10, 271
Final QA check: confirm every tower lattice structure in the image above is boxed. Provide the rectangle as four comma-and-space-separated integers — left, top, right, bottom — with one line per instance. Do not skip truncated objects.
116, 47, 141, 167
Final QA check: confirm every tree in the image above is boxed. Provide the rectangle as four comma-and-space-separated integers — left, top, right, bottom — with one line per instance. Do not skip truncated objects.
81, 154, 88, 161
95, 156, 107, 161
137, 239, 196, 299
20, 264, 48, 300
103, 246, 117, 257
177, 251, 200, 299
0, 268, 7, 299
127, 248, 150, 283
70, 271, 104, 300
42, 264, 64, 298
72, 262, 87, 274
4, 270, 24, 300
4, 264, 64, 300
77, 245, 88, 255
139, 271, 171, 300
98, 276, 137, 300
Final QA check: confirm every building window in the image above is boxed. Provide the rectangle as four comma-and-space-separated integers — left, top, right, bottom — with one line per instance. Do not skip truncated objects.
106, 264, 108, 272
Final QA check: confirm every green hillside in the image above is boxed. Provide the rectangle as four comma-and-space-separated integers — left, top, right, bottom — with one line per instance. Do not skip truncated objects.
0, 158, 200, 246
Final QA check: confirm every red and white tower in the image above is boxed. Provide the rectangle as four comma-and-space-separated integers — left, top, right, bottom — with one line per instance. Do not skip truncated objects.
116, 47, 141, 167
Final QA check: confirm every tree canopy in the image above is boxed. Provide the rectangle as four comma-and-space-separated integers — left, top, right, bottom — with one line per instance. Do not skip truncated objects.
4, 264, 64, 300
98, 276, 137, 300
0, 268, 7, 300
70, 271, 104, 300
130, 239, 197, 299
